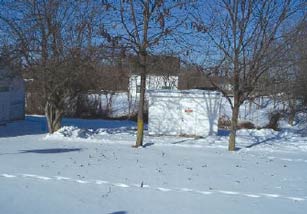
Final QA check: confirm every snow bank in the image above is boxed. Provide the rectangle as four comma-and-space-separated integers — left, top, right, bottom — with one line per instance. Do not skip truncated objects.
45, 125, 137, 144
5, 115, 303, 153
45, 122, 307, 153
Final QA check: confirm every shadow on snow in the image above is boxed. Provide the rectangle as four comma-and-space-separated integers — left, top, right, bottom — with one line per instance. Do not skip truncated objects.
236, 130, 285, 150
107, 211, 128, 214
19, 148, 82, 154
0, 115, 137, 138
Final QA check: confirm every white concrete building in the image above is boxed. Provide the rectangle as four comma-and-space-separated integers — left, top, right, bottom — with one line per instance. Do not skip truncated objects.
127, 54, 180, 97
129, 74, 178, 97
148, 90, 221, 137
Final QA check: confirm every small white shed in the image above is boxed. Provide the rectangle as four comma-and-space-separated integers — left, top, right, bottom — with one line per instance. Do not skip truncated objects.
148, 90, 221, 137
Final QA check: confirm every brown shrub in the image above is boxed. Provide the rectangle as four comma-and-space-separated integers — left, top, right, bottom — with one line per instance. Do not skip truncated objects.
238, 121, 256, 129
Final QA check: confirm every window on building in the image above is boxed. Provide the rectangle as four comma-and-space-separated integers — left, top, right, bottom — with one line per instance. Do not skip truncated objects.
136, 85, 141, 93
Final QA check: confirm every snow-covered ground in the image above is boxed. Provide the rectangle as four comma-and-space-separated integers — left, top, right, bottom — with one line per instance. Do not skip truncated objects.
1, 116, 307, 214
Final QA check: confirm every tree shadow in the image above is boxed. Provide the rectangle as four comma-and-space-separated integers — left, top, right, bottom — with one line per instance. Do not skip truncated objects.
0, 115, 138, 138
171, 138, 194, 144
142, 142, 155, 148
289, 125, 307, 137
19, 148, 82, 154
244, 131, 283, 149
215, 128, 285, 150
217, 129, 230, 136
107, 211, 127, 214
0, 116, 48, 138
203, 91, 221, 135
62, 117, 136, 130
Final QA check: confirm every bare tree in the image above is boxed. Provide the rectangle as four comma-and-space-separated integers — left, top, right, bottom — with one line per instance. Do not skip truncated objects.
193, 0, 302, 151
108, 0, 189, 147
282, 19, 307, 124
0, 0, 105, 133
0, 44, 22, 79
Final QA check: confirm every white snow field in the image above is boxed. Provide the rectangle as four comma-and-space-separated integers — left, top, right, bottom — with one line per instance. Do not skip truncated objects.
1, 116, 307, 214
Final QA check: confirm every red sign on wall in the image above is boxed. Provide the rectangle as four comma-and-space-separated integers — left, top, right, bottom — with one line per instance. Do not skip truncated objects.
184, 109, 193, 113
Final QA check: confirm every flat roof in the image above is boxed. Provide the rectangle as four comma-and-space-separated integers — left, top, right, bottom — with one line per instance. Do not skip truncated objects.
148, 89, 221, 98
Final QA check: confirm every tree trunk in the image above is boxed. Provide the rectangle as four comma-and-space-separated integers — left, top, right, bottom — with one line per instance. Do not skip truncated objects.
288, 98, 296, 126
135, 72, 146, 147
229, 60, 240, 151
229, 73, 240, 151
288, 113, 295, 126
45, 101, 63, 134
228, 102, 239, 151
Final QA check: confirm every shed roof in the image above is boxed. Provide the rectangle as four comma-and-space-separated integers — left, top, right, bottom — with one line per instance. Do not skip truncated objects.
148, 89, 221, 98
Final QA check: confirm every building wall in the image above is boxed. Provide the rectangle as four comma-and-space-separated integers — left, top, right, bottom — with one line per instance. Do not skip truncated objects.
9, 77, 25, 120
0, 77, 25, 124
0, 93, 10, 124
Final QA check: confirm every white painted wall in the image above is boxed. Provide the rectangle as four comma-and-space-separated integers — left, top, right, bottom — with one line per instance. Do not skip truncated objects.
148, 90, 221, 137
0, 77, 25, 124
0, 91, 10, 124
9, 77, 25, 120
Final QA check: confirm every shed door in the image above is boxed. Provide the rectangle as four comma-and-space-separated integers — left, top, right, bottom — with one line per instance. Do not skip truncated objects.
180, 101, 196, 136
